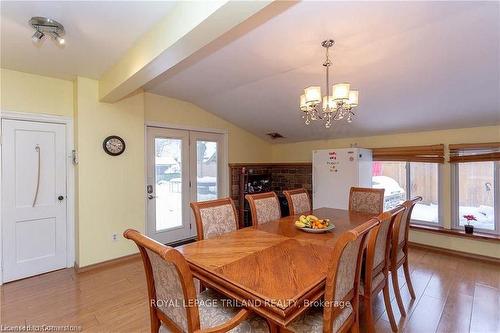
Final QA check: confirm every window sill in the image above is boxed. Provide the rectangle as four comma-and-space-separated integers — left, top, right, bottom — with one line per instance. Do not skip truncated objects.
410, 224, 500, 242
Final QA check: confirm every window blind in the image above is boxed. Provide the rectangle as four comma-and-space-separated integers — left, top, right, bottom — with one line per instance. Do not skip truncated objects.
371, 144, 444, 163
449, 142, 500, 163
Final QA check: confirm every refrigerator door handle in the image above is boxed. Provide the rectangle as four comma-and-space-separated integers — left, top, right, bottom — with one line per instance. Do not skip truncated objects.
312, 165, 316, 193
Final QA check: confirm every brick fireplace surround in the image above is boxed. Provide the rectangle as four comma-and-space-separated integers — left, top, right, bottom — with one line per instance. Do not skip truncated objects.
229, 163, 313, 225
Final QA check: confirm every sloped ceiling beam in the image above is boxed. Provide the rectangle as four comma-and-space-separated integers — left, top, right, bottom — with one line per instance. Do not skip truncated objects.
99, 1, 274, 102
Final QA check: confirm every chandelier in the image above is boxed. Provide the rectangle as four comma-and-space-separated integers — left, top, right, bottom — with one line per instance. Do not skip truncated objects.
299, 39, 359, 128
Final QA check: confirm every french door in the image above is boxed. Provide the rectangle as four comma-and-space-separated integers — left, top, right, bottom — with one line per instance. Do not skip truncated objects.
146, 127, 225, 244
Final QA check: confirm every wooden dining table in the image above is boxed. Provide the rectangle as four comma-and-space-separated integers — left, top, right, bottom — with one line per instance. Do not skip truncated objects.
176, 207, 374, 328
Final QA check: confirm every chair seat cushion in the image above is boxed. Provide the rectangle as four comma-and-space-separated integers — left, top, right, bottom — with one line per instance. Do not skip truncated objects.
360, 272, 385, 296
286, 304, 353, 333
160, 289, 269, 333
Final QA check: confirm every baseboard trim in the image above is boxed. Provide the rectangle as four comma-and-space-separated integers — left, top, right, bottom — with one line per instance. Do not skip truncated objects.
73, 238, 195, 273
409, 242, 500, 264
75, 253, 141, 273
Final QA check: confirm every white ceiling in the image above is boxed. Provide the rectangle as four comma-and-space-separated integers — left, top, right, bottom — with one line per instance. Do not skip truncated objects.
1, 1, 177, 80
145, 1, 500, 142
1, 1, 498, 142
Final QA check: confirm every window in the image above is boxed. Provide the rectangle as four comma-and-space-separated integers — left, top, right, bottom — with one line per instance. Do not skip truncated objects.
453, 162, 498, 233
372, 161, 441, 224
409, 163, 440, 224
450, 142, 499, 235
372, 161, 407, 209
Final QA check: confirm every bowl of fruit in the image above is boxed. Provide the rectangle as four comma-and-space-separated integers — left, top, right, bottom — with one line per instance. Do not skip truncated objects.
294, 215, 334, 233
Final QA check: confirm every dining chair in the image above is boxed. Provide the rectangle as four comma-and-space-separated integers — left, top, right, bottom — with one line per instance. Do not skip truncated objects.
245, 191, 281, 226
348, 187, 385, 215
390, 197, 422, 316
123, 229, 271, 333
283, 188, 312, 215
285, 218, 380, 333
361, 206, 406, 333
190, 197, 239, 241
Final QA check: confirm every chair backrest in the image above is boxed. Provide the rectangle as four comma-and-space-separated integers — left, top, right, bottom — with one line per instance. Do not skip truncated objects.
124, 229, 199, 333
322, 218, 380, 332
283, 188, 312, 215
245, 191, 281, 226
364, 206, 405, 290
190, 197, 239, 240
393, 197, 422, 248
349, 187, 385, 215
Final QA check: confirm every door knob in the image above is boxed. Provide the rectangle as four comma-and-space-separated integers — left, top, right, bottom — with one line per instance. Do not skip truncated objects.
147, 194, 156, 200
58, 195, 64, 201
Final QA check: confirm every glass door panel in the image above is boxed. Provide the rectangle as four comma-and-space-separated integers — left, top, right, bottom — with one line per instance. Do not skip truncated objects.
147, 127, 190, 244
189, 132, 224, 206
154, 137, 183, 231
196, 140, 218, 201
147, 127, 226, 244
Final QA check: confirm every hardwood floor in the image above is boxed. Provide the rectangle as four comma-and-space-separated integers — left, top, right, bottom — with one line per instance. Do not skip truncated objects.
1, 247, 499, 332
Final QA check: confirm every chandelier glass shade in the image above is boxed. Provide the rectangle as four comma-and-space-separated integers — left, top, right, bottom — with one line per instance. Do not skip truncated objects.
299, 40, 359, 128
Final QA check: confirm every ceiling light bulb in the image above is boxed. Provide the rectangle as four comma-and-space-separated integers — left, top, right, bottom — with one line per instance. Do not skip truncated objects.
332, 83, 350, 101
32, 30, 44, 43
299, 94, 307, 111
304, 86, 321, 105
52, 32, 65, 45
322, 96, 336, 111
348, 90, 359, 107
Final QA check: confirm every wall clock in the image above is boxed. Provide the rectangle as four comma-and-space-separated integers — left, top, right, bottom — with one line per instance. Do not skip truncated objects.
103, 135, 126, 156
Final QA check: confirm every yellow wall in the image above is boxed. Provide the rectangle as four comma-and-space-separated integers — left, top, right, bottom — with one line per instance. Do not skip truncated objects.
0, 68, 73, 116
2, 68, 498, 265
271, 126, 500, 162
410, 230, 500, 258
74, 77, 146, 267
144, 93, 272, 163
0, 69, 273, 267
271, 126, 500, 259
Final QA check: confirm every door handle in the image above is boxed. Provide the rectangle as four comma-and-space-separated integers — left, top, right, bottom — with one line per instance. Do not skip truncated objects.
32, 145, 41, 207
147, 194, 156, 200
58, 195, 64, 201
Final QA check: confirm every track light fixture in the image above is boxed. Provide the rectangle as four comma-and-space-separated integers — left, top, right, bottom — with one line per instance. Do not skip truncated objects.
52, 31, 65, 45
32, 29, 44, 42
29, 17, 65, 45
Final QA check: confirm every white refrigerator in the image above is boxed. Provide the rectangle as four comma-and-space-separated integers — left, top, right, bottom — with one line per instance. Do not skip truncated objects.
312, 148, 373, 210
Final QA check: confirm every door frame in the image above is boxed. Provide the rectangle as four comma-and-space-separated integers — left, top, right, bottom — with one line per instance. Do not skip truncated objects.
0, 111, 75, 284
144, 121, 229, 241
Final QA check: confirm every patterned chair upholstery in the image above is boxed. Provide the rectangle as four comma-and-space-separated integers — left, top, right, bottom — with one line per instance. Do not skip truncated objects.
191, 198, 239, 240
159, 289, 270, 332
245, 192, 281, 226
286, 219, 380, 333
361, 207, 405, 333
348, 187, 385, 215
123, 229, 270, 333
283, 188, 312, 215
390, 197, 422, 317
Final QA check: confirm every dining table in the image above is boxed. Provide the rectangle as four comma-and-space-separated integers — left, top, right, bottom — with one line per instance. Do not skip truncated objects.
176, 207, 375, 329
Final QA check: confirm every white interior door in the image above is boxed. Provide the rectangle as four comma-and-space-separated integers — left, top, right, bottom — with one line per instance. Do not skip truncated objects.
1, 119, 67, 282
146, 127, 225, 244
146, 127, 191, 244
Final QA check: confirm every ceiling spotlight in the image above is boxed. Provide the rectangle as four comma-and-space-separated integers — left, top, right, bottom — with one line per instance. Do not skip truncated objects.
29, 17, 65, 46
52, 32, 65, 45
32, 29, 44, 43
